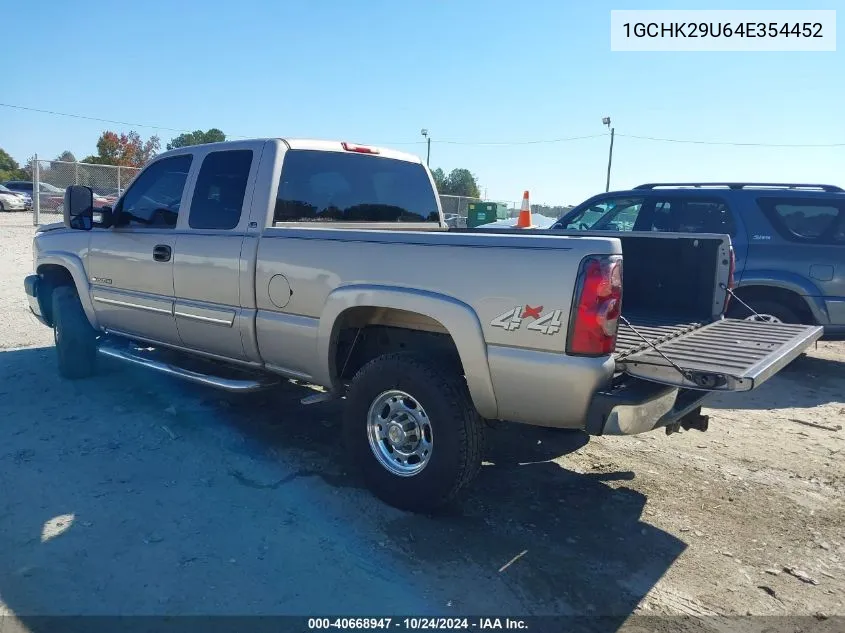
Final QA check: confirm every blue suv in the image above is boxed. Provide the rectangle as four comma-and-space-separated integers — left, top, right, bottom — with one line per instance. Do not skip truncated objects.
552, 183, 845, 337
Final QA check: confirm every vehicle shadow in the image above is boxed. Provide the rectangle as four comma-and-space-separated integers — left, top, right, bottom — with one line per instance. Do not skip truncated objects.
0, 347, 685, 627
706, 352, 845, 411
382, 423, 677, 617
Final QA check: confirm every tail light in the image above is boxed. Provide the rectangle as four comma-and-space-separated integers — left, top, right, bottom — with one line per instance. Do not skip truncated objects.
724, 247, 736, 313
566, 255, 623, 356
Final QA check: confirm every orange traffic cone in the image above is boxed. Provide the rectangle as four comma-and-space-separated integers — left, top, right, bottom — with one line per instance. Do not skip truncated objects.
516, 190, 533, 228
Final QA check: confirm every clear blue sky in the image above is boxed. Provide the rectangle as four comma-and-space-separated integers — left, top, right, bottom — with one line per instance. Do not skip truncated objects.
1, 0, 842, 205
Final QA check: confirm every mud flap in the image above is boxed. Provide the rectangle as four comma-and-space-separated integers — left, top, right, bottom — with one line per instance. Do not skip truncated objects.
617, 319, 823, 392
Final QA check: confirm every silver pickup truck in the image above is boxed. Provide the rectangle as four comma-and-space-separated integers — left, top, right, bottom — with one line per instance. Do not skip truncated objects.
24, 138, 823, 511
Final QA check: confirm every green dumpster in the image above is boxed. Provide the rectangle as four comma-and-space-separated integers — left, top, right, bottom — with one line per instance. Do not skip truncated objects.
467, 202, 504, 228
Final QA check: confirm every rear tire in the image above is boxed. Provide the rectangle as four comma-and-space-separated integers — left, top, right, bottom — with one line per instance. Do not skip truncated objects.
52, 286, 97, 379
343, 352, 484, 513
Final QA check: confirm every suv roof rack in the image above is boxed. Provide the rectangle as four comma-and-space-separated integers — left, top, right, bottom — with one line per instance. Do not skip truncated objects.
633, 182, 844, 193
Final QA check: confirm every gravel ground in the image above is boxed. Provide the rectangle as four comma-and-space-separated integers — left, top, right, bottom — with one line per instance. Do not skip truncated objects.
0, 213, 843, 630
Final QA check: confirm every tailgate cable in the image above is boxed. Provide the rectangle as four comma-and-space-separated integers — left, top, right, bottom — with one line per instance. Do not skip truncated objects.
719, 284, 764, 320
618, 315, 693, 382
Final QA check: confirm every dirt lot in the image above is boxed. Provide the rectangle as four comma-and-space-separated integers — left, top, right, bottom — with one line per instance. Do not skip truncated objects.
1, 213, 843, 629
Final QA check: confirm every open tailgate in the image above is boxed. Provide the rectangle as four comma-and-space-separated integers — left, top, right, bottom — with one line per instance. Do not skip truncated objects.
616, 318, 823, 392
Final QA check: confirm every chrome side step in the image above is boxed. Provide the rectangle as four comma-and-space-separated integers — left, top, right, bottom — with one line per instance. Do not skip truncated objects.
98, 343, 279, 393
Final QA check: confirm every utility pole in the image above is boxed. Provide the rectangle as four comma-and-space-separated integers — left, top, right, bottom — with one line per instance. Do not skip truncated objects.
421, 128, 430, 166
602, 116, 614, 192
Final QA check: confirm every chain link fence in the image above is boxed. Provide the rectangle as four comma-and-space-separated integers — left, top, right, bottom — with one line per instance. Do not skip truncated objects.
439, 194, 572, 227
30, 157, 140, 225
439, 194, 479, 227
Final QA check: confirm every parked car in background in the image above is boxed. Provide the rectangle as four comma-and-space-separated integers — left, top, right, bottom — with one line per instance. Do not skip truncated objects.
0, 184, 29, 212
2, 180, 111, 213
1, 181, 32, 205
551, 182, 845, 337
442, 213, 467, 228
3, 180, 65, 212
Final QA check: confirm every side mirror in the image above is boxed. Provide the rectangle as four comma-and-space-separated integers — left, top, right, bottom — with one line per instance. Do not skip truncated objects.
63, 185, 94, 231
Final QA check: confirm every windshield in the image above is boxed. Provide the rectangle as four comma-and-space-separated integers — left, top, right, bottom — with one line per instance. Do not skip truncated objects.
39, 183, 65, 193
556, 197, 644, 231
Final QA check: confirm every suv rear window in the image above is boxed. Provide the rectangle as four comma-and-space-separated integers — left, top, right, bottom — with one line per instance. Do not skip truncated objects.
758, 198, 845, 244
274, 150, 439, 224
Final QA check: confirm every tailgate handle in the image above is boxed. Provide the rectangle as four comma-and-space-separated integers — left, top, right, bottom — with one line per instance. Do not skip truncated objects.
152, 244, 172, 262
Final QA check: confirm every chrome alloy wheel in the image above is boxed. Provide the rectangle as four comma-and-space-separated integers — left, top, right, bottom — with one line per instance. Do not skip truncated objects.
745, 313, 782, 323
366, 390, 433, 477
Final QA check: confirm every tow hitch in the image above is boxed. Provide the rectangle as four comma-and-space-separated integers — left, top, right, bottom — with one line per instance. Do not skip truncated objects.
666, 406, 710, 435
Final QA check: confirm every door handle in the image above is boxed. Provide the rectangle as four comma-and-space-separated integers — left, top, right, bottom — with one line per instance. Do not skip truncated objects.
152, 244, 172, 262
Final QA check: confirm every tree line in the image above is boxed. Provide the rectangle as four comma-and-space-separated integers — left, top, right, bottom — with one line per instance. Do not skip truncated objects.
2, 129, 483, 200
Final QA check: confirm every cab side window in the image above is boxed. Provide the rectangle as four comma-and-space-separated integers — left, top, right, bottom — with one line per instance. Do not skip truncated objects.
189, 150, 253, 230
116, 155, 192, 228
649, 198, 736, 235
556, 197, 644, 231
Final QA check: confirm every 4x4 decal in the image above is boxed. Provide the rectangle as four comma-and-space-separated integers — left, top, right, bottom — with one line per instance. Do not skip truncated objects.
490, 305, 563, 335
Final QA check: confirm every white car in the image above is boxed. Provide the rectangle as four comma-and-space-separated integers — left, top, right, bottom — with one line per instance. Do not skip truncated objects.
0, 185, 28, 212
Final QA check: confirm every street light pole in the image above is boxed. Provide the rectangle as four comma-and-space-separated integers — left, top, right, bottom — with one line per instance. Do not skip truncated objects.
602, 116, 614, 192
421, 128, 430, 166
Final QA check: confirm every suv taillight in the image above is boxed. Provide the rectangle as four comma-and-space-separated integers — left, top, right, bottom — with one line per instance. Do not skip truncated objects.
724, 247, 736, 313
566, 255, 623, 356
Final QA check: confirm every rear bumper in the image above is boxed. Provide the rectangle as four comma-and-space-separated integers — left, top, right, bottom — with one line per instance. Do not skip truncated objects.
823, 325, 845, 339
24, 274, 49, 326
823, 298, 845, 334
586, 378, 710, 436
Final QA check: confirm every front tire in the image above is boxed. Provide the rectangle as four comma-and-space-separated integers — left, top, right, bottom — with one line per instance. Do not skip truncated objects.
727, 299, 802, 324
52, 286, 97, 379
343, 353, 484, 513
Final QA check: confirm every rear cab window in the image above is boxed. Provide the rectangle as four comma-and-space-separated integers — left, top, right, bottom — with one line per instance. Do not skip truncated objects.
758, 197, 845, 244
273, 150, 440, 225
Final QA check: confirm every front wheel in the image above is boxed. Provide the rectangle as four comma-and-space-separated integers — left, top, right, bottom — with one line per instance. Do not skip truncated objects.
52, 286, 98, 379
727, 299, 802, 325
343, 353, 484, 513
